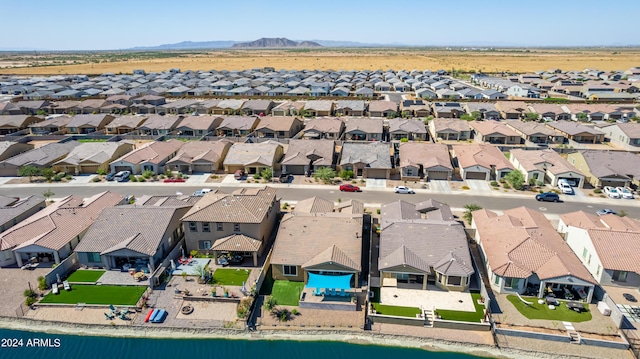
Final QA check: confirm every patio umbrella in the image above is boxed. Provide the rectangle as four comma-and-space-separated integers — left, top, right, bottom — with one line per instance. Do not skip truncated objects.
56, 273, 61, 284
241, 281, 246, 294
170, 259, 176, 270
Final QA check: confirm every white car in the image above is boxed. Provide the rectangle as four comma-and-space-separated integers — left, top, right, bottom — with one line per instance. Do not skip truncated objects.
616, 187, 634, 199
558, 182, 573, 195
604, 186, 621, 199
394, 186, 415, 194
192, 188, 213, 196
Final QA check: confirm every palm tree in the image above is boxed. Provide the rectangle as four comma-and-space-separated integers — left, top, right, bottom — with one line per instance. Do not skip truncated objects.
463, 204, 482, 225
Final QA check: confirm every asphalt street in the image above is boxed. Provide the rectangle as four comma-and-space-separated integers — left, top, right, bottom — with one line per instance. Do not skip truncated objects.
1, 183, 639, 217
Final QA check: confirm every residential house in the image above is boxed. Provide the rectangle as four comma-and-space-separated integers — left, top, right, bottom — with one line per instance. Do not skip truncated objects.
377, 200, 474, 292
109, 139, 184, 175
211, 99, 245, 115
76, 99, 106, 114
64, 114, 114, 134
428, 118, 472, 141
303, 101, 334, 117
0, 191, 124, 267
335, 100, 366, 117
0, 141, 80, 177
528, 104, 571, 121
181, 187, 279, 266
0, 141, 34, 161
344, 117, 383, 141
301, 118, 344, 140
254, 116, 304, 138
566, 150, 640, 187
495, 101, 528, 120
603, 123, 640, 151
280, 139, 335, 175
471, 207, 595, 301
368, 101, 397, 117
215, 116, 259, 137
400, 100, 431, 117
104, 115, 148, 135
173, 115, 223, 137
165, 140, 232, 174
505, 121, 564, 145
354, 87, 374, 98
270, 197, 364, 307
463, 103, 501, 120
75, 204, 192, 272
55, 141, 134, 175
339, 142, 391, 179
387, 118, 428, 141
28, 115, 72, 134
558, 211, 640, 291
241, 100, 274, 116
398, 143, 452, 181
505, 84, 540, 98
509, 149, 585, 187
432, 102, 465, 118
0, 115, 44, 135
451, 144, 514, 180
271, 101, 306, 116
0, 194, 46, 236
137, 115, 183, 136
223, 141, 284, 175
468, 121, 522, 145
546, 121, 604, 143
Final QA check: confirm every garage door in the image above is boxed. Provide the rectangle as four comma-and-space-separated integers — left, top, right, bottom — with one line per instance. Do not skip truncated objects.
80, 165, 99, 174
113, 165, 132, 173
193, 164, 213, 173
366, 169, 388, 179
601, 179, 626, 188
427, 170, 450, 180
465, 171, 487, 180
284, 165, 305, 175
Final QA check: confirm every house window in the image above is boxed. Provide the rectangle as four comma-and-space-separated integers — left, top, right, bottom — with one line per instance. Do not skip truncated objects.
217, 223, 223, 231
199, 240, 211, 250
612, 270, 628, 282
582, 247, 588, 259
278, 131, 285, 136
587, 254, 592, 265
494, 274, 500, 285
596, 265, 601, 276
447, 276, 462, 286
202, 223, 210, 232
507, 277, 520, 289
87, 252, 101, 263
189, 222, 197, 232
283, 265, 297, 276
2, 250, 12, 261
233, 223, 240, 232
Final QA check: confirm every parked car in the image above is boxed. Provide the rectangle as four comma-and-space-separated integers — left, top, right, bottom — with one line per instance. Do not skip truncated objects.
603, 186, 621, 199
394, 186, 415, 194
279, 172, 292, 183
616, 187, 634, 199
339, 184, 361, 192
114, 171, 130, 182
596, 209, 618, 216
535, 192, 560, 202
558, 178, 577, 187
234, 169, 245, 180
193, 188, 213, 196
164, 178, 185, 183
105, 172, 116, 181
558, 182, 573, 195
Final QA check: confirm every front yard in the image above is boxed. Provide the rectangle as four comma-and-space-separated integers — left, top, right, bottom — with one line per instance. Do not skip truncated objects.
40, 285, 146, 306
66, 269, 105, 283
212, 268, 251, 286
506, 295, 592, 322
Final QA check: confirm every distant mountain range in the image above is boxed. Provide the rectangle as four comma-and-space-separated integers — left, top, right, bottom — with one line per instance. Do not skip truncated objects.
232, 38, 322, 48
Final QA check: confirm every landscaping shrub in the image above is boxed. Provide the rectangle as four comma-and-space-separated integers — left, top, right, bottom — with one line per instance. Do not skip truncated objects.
593, 188, 602, 194
462, 186, 470, 190
376, 209, 381, 214
37, 276, 47, 291
490, 181, 499, 187
503, 183, 511, 189
92, 177, 101, 182
142, 169, 155, 179
338, 169, 354, 180
65, 174, 72, 181
96, 168, 107, 175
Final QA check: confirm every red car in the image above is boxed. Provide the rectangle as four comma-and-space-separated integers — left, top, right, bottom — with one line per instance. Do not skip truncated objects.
339, 184, 361, 192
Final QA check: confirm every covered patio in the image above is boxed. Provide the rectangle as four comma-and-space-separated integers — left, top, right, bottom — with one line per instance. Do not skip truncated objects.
299, 273, 357, 311
210, 234, 261, 267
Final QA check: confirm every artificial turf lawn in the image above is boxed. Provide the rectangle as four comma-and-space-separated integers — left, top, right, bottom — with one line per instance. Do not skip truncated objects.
66, 270, 106, 283
436, 292, 485, 322
40, 285, 146, 305
506, 295, 592, 322
270, 280, 305, 306
212, 268, 251, 286
372, 303, 422, 318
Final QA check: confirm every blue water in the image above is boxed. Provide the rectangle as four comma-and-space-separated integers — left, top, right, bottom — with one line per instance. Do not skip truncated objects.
0, 329, 491, 359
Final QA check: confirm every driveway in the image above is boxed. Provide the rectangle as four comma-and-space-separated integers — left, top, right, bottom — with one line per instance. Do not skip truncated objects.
428, 181, 451, 194
465, 180, 492, 193
185, 174, 211, 184
68, 175, 98, 184
365, 178, 387, 189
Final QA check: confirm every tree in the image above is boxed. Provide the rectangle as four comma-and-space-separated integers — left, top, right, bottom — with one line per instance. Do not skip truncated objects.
471, 111, 482, 121
524, 112, 540, 122
18, 165, 40, 182
260, 167, 273, 181
505, 170, 525, 190
41, 168, 55, 182
576, 112, 589, 122
387, 111, 398, 119
42, 189, 55, 202
460, 114, 475, 121
463, 204, 482, 225
338, 169, 354, 180
314, 167, 336, 184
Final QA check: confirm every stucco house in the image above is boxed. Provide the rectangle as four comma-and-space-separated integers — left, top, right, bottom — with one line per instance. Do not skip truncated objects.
165, 140, 232, 174
566, 150, 640, 188
428, 119, 471, 141
223, 141, 284, 175
510, 149, 585, 187
109, 139, 184, 175
302, 118, 344, 140
54, 141, 134, 175
280, 139, 334, 175
398, 142, 452, 181
451, 144, 514, 180
339, 142, 391, 179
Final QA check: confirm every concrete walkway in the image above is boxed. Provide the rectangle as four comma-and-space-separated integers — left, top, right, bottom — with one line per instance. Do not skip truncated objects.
68, 175, 98, 184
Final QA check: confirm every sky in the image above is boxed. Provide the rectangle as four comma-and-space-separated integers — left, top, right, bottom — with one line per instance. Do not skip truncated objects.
1, 0, 638, 50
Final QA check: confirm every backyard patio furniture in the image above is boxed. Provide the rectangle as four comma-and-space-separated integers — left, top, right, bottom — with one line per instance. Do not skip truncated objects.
548, 305, 556, 310
566, 301, 586, 312
623, 293, 638, 302
563, 287, 574, 300
51, 285, 59, 295
104, 312, 115, 320
545, 296, 559, 305
313, 288, 322, 296
63, 280, 71, 291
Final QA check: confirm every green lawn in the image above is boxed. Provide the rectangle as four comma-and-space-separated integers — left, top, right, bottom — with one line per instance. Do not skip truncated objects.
372, 303, 422, 318
77, 139, 107, 143
270, 280, 305, 306
212, 268, 251, 286
436, 292, 485, 322
40, 285, 146, 305
66, 270, 105, 283
506, 295, 592, 322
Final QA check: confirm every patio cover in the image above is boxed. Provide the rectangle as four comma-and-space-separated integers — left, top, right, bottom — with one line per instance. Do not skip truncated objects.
305, 273, 352, 290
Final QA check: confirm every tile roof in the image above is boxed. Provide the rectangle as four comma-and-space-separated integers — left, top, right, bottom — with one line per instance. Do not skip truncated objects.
181, 186, 277, 223
399, 142, 452, 170
388, 118, 427, 134
0, 115, 40, 128
575, 150, 640, 178
138, 115, 182, 130
345, 117, 383, 134
340, 142, 391, 169
0, 195, 45, 229
75, 206, 190, 256
506, 121, 560, 136
431, 118, 471, 133
0, 141, 80, 167
368, 100, 397, 112
55, 141, 133, 166
175, 115, 220, 131
136, 194, 205, 207
0, 191, 123, 252
546, 121, 604, 136
223, 141, 282, 167
303, 118, 344, 134
452, 144, 514, 171
66, 114, 112, 128
379, 200, 473, 276
293, 196, 335, 213
510, 149, 583, 176
105, 115, 148, 129
255, 116, 301, 132
473, 207, 595, 283
468, 121, 520, 137
615, 123, 640, 138
166, 140, 231, 166
211, 234, 262, 252
113, 139, 184, 165
281, 139, 334, 167
217, 116, 258, 130
303, 100, 333, 111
